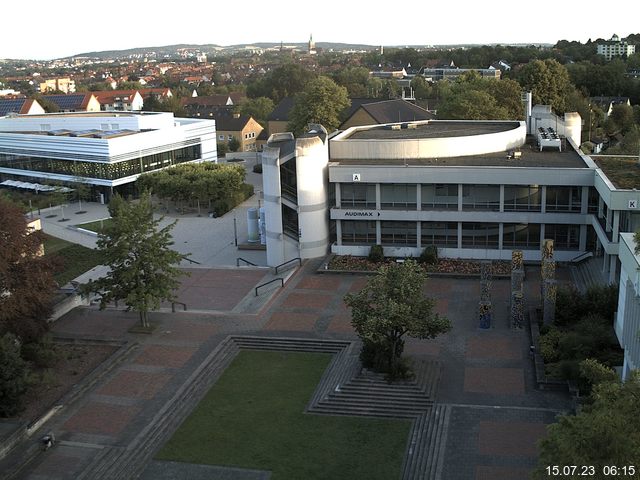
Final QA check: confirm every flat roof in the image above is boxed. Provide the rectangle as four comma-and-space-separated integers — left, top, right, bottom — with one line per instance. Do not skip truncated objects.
346, 121, 520, 140
593, 156, 640, 189
331, 137, 588, 168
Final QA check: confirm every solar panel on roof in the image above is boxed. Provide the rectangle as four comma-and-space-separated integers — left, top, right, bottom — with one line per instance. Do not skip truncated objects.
44, 94, 85, 111
0, 98, 26, 116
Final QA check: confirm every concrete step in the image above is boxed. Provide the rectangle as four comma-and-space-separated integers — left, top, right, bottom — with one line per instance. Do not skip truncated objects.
311, 404, 420, 419
327, 392, 432, 408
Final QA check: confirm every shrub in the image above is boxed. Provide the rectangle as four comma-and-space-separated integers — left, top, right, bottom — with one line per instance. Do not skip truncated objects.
0, 334, 29, 417
368, 244, 384, 263
539, 327, 562, 363
418, 245, 438, 265
21, 334, 59, 369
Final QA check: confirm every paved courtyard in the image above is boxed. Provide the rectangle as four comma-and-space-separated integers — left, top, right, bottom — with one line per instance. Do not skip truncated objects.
2, 260, 574, 480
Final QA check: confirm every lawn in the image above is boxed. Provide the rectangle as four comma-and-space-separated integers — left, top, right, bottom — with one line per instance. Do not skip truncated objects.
157, 350, 411, 480
76, 218, 112, 233
43, 234, 105, 285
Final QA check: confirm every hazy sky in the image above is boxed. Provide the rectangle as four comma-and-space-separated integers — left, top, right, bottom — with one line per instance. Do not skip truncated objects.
3, 0, 639, 60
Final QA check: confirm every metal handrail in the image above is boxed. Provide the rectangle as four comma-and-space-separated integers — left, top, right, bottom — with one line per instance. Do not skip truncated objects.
570, 251, 594, 263
255, 278, 284, 296
274, 257, 301, 274
181, 255, 201, 265
237, 257, 258, 267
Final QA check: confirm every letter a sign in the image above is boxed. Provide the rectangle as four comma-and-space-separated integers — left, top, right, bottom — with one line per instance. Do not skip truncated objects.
352, 173, 361, 182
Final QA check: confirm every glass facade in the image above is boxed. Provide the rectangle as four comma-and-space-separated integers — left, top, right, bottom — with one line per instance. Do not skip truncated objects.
341, 220, 376, 245
0, 145, 201, 181
504, 185, 541, 212
421, 222, 458, 247
341, 183, 376, 209
380, 184, 416, 209
282, 204, 299, 240
381, 221, 417, 246
544, 224, 580, 250
503, 223, 541, 249
461, 223, 500, 248
422, 184, 458, 210
545, 186, 582, 212
461, 185, 500, 211
280, 160, 297, 202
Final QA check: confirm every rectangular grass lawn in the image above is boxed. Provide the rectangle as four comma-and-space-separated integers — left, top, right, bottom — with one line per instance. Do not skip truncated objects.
157, 350, 412, 480
43, 234, 104, 285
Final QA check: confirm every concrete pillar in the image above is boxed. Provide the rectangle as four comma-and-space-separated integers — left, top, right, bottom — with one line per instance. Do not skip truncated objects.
609, 255, 618, 284
336, 220, 342, 246
581, 186, 589, 215
375, 183, 381, 210
416, 183, 421, 211
416, 222, 422, 249
457, 222, 462, 249
579, 224, 587, 251
335, 183, 341, 208
598, 196, 604, 218
499, 185, 505, 213
498, 223, 504, 250
376, 220, 381, 245
541, 186, 547, 214
603, 252, 610, 274
613, 210, 620, 239
606, 207, 613, 232
458, 184, 463, 211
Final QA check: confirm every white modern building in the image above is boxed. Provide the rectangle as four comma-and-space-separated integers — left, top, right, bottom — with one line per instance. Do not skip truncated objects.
614, 233, 640, 380
261, 106, 640, 287
0, 111, 217, 200
597, 34, 636, 61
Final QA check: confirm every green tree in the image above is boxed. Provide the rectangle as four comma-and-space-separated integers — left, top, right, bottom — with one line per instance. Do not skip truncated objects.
0, 197, 56, 343
239, 97, 274, 125
344, 259, 451, 379
228, 136, 241, 152
82, 192, 186, 328
287, 76, 350, 135
332, 66, 371, 98
217, 141, 229, 157
0, 333, 29, 417
609, 103, 635, 134
410, 75, 432, 100
246, 63, 316, 102
534, 362, 640, 479
517, 59, 574, 113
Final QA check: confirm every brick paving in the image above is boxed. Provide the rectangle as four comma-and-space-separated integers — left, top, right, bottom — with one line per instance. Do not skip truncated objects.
96, 370, 173, 399
12, 263, 575, 480
63, 402, 141, 436
464, 367, 525, 395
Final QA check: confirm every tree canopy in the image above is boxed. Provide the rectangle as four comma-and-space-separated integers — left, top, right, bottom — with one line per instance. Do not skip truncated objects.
534, 361, 640, 479
516, 59, 574, 113
287, 76, 350, 135
344, 259, 451, 379
82, 192, 186, 328
239, 96, 275, 125
0, 197, 56, 343
437, 72, 523, 120
246, 63, 316, 102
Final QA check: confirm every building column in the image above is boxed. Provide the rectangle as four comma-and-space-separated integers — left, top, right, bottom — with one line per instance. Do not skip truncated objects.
416, 222, 422, 249
336, 220, 342, 246
613, 210, 620, 240
457, 222, 462, 249
598, 196, 604, 218
376, 220, 381, 245
416, 183, 421, 211
603, 252, 610, 274
458, 184, 463, 211
606, 207, 613, 233
335, 183, 341, 208
539, 224, 546, 255
579, 225, 587, 251
581, 186, 589, 215
498, 223, 504, 250
541, 186, 547, 214
499, 185, 505, 213
609, 255, 618, 284
375, 183, 381, 210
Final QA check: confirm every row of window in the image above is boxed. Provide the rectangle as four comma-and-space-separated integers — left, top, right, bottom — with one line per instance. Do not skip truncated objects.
0, 145, 201, 181
340, 221, 581, 250
339, 183, 597, 213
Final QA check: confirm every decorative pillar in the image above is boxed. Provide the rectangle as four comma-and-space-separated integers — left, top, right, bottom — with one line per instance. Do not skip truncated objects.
479, 260, 492, 329
541, 239, 556, 325
510, 250, 525, 329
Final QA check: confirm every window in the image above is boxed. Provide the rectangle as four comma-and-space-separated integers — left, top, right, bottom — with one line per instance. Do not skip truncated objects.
503, 223, 540, 249
421, 222, 458, 247
228, 135, 233, 141
341, 183, 376, 209
219, 135, 224, 140
381, 221, 417, 246
341, 220, 376, 245
504, 185, 541, 212
461, 223, 500, 248
545, 186, 581, 212
380, 184, 416, 209
422, 184, 457, 210
461, 185, 500, 211
544, 224, 579, 250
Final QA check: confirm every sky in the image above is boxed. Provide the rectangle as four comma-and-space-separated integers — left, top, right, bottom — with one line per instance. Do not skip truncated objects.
2, 0, 640, 60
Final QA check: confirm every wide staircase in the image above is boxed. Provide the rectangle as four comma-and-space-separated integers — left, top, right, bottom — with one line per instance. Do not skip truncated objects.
570, 256, 609, 293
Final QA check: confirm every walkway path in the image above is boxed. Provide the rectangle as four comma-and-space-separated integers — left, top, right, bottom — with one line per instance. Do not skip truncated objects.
2, 261, 573, 480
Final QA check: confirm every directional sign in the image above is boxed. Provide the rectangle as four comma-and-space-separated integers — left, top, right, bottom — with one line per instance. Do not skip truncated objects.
629, 200, 638, 209
352, 173, 361, 182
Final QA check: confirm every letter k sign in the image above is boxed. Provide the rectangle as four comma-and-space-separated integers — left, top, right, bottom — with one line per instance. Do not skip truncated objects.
630, 200, 638, 209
